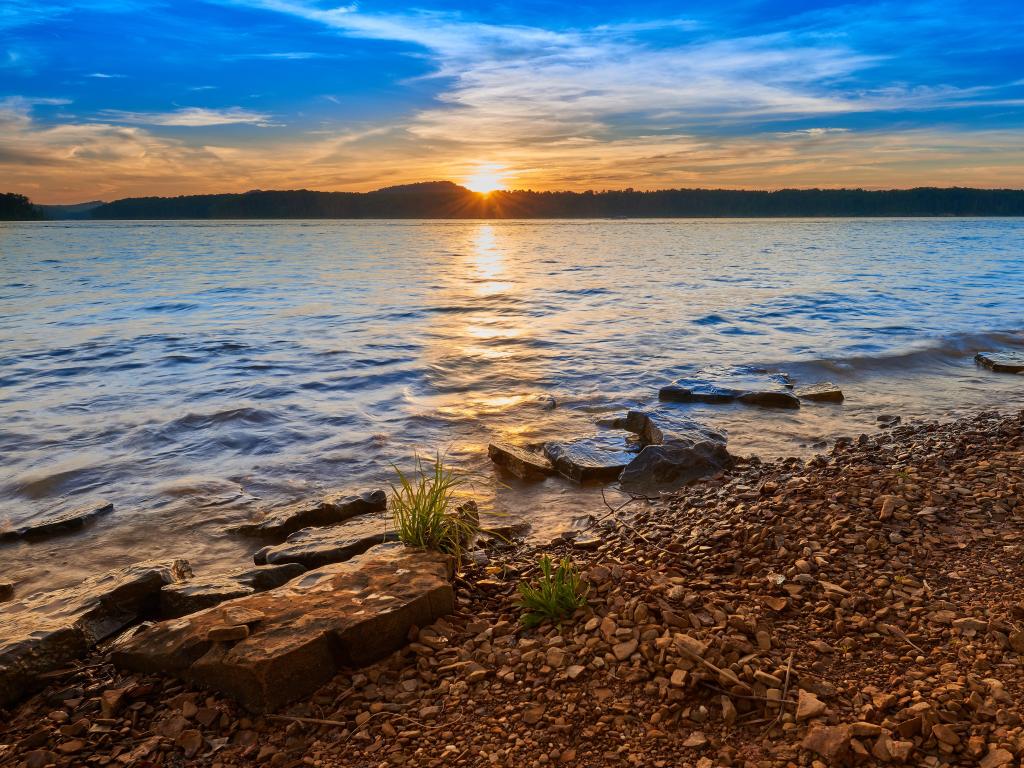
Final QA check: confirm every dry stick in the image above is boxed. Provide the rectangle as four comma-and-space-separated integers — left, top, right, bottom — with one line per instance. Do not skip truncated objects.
760, 652, 794, 737
698, 681, 797, 706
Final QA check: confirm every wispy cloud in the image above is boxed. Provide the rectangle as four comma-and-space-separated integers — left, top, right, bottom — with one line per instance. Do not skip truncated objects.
86, 72, 125, 78
100, 106, 275, 127
222, 51, 343, 61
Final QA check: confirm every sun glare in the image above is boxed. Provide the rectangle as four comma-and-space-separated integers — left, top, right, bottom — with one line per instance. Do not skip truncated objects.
464, 165, 507, 194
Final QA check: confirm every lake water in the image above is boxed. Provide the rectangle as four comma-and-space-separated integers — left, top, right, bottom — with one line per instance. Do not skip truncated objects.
2, 219, 1023, 594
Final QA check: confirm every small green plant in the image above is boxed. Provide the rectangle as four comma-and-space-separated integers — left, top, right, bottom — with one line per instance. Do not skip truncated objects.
390, 452, 479, 564
516, 555, 588, 628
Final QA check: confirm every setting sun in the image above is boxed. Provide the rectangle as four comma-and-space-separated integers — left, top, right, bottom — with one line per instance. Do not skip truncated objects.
464, 164, 507, 194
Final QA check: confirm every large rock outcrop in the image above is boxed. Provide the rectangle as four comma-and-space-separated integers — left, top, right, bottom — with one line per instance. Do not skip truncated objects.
112, 544, 454, 712
0, 560, 190, 707
619, 421, 731, 490
236, 490, 386, 539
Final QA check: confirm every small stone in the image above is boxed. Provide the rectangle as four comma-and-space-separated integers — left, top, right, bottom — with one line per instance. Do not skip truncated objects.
206, 624, 250, 642
931, 724, 959, 746
176, 729, 204, 758
612, 638, 638, 661
670, 669, 688, 688
682, 731, 708, 748
796, 689, 826, 720
980, 748, 1014, 768
57, 739, 86, 754
522, 706, 545, 725
802, 724, 851, 761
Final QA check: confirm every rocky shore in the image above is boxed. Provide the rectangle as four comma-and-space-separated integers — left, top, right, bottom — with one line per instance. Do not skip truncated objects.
2, 409, 1024, 767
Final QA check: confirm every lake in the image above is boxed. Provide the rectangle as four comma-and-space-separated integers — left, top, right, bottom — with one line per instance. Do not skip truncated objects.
2, 218, 1023, 594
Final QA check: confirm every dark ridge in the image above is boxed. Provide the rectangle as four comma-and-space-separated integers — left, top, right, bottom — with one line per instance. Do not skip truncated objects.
0, 193, 44, 221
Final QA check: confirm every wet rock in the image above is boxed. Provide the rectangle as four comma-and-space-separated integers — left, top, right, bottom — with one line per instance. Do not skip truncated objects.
112, 543, 454, 712
619, 422, 730, 489
0, 500, 113, 542
259, 522, 399, 569
795, 382, 845, 403
236, 489, 386, 539
160, 564, 307, 618
544, 435, 638, 483
975, 351, 1024, 373
736, 390, 800, 409
658, 382, 741, 404
487, 442, 556, 480
0, 559, 190, 707
606, 410, 664, 446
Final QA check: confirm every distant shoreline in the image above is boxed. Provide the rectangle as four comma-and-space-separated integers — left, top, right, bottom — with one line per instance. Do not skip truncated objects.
18, 182, 1024, 220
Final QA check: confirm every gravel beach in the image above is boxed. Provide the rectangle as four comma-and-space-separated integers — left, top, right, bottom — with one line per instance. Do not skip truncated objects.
2, 409, 1023, 768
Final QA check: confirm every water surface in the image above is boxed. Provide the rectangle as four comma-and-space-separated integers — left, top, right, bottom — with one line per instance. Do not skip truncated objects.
2, 219, 1022, 593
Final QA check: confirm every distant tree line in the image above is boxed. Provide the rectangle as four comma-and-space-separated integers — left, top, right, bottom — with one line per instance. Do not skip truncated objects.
0, 193, 43, 220
13, 182, 1024, 220
85, 183, 1024, 219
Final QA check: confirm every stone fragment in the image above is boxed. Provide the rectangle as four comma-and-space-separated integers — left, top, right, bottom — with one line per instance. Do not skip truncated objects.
606, 410, 664, 446
975, 352, 1024, 373
802, 724, 851, 761
487, 442, 556, 480
613, 638, 638, 660
795, 382, 845, 403
795, 689, 826, 720
619, 421, 731, 490
237, 489, 386, 539
112, 544, 453, 712
0, 559, 189, 708
1, 500, 113, 542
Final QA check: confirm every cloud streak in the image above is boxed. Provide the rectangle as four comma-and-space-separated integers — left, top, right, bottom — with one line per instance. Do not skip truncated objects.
99, 107, 275, 127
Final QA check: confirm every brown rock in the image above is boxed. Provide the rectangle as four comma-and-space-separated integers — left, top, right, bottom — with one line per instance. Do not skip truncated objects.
795, 689, 826, 720
112, 543, 453, 711
613, 638, 638, 661
0, 559, 190, 708
802, 724, 851, 761
206, 624, 250, 642
487, 443, 555, 480
980, 748, 1014, 768
237, 489, 386, 538
176, 729, 204, 758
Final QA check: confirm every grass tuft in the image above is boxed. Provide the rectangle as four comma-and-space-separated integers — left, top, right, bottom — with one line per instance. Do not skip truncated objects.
390, 452, 479, 565
516, 555, 588, 628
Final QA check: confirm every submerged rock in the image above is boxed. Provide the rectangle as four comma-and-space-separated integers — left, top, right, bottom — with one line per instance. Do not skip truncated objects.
487, 442, 555, 480
236, 489, 386, 539
159, 563, 306, 619
112, 543, 454, 712
795, 382, 845, 403
619, 421, 731, 489
658, 383, 741, 404
975, 352, 1024, 373
736, 390, 800, 409
1, 500, 113, 542
257, 522, 398, 569
0, 559, 190, 707
544, 435, 638, 483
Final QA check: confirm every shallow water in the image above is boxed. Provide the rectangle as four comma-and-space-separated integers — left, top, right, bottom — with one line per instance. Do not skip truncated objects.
1, 218, 1023, 594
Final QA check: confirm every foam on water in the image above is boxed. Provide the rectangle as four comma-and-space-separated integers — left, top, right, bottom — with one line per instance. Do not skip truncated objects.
1, 218, 1022, 593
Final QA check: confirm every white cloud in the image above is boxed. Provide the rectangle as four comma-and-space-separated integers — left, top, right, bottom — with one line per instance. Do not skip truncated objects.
86, 72, 125, 78
99, 106, 275, 127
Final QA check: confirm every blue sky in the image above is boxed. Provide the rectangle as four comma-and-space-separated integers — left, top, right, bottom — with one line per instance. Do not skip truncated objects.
2, 0, 1023, 201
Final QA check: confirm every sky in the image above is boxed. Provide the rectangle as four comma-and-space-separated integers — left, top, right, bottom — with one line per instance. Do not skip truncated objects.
2, 0, 1023, 203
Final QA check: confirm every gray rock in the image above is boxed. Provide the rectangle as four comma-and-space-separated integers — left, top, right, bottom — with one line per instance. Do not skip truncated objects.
659, 367, 797, 409
607, 410, 664, 446
236, 489, 387, 539
658, 383, 741, 403
544, 435, 639, 483
261, 524, 399, 569
795, 382, 845, 403
0, 559, 190, 707
487, 442, 555, 480
975, 352, 1024, 373
619, 422, 731, 490
1, 500, 113, 542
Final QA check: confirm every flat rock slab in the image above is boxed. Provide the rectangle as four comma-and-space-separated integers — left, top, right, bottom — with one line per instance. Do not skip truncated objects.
257, 522, 399, 569
795, 382, 845, 403
236, 489, 387, 539
659, 367, 798, 409
544, 435, 639, 483
976, 352, 1024, 373
487, 442, 555, 480
112, 544, 454, 712
0, 559, 190, 708
160, 563, 306, 619
1, 500, 113, 542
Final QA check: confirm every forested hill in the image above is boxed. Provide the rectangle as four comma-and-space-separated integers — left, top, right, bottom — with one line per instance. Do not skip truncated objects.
26, 183, 1024, 219
0, 193, 43, 220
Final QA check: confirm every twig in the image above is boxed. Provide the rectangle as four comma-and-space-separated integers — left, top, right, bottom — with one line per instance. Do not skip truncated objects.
760, 653, 794, 736
698, 681, 797, 705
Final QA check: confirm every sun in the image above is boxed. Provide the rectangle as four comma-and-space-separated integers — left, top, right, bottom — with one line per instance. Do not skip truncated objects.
464, 164, 507, 194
